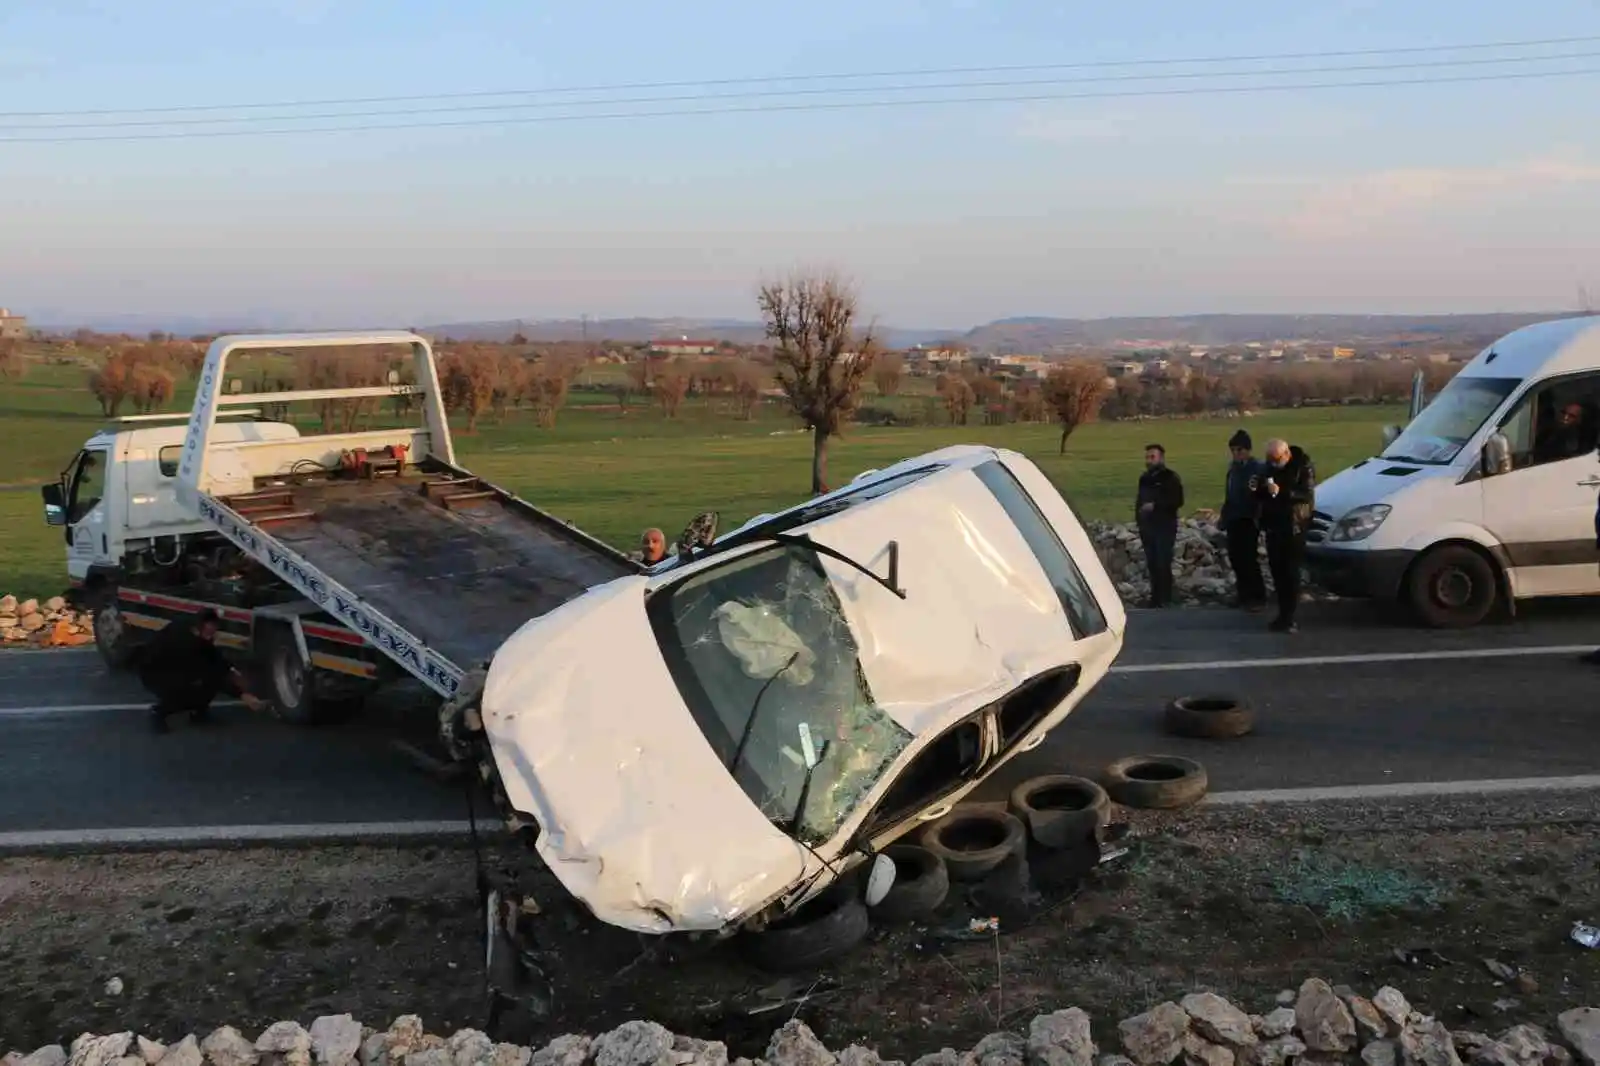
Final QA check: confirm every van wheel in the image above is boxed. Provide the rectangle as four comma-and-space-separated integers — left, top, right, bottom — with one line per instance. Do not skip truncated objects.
1406, 546, 1497, 628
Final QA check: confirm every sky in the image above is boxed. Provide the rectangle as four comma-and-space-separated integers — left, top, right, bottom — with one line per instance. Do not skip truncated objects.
2, 0, 1599, 331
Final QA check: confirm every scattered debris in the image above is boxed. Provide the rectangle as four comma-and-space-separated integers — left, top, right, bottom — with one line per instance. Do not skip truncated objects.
1572, 923, 1600, 950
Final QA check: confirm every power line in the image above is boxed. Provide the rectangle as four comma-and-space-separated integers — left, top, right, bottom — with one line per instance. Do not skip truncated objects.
3, 66, 1595, 144
1, 32, 1597, 119
7, 50, 1597, 131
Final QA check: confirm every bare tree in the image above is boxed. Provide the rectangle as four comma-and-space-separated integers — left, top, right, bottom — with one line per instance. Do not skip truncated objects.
936, 373, 975, 425
1044, 361, 1111, 453
758, 271, 878, 495
653, 360, 691, 418
527, 353, 580, 428
872, 351, 904, 397
731, 359, 765, 420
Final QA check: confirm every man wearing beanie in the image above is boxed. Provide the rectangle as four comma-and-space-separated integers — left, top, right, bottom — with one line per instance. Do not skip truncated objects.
1221, 429, 1267, 611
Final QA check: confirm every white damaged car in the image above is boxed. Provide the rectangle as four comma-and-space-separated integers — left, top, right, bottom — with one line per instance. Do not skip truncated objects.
445, 445, 1125, 938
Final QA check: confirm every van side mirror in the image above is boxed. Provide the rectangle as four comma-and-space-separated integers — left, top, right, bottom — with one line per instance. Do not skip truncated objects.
1482, 432, 1511, 477
1381, 424, 1401, 447
41, 483, 66, 526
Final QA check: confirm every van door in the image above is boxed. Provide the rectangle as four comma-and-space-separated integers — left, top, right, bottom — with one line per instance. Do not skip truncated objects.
1479, 371, 1600, 597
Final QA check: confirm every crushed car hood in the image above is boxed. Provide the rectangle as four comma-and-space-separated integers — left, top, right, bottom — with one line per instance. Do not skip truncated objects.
479, 576, 808, 934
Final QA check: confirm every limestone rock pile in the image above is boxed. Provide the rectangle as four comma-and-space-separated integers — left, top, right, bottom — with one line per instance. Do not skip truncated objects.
0, 594, 95, 647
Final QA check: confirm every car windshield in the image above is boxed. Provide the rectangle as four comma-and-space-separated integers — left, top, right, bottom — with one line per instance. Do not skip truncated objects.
1381, 375, 1519, 464
647, 543, 912, 846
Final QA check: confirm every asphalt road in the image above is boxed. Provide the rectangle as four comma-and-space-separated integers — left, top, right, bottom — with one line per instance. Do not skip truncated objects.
3, 598, 1599, 835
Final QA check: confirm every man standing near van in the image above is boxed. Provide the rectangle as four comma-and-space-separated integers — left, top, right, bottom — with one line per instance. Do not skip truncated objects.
1135, 443, 1185, 608
1256, 438, 1316, 633
1221, 429, 1266, 611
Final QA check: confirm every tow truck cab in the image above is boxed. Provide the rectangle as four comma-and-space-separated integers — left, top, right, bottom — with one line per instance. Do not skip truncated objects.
1306, 315, 1600, 627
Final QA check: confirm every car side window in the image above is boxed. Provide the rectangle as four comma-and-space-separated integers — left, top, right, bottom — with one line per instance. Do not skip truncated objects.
1500, 372, 1600, 470
861, 718, 985, 836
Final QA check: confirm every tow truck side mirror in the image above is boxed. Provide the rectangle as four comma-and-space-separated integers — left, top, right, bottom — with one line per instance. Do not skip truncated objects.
1381, 424, 1401, 448
41, 483, 66, 526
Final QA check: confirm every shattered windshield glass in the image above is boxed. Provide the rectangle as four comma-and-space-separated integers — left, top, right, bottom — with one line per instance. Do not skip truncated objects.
647, 543, 912, 846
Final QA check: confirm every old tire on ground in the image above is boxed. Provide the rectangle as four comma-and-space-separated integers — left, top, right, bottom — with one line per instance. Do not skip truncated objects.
919, 809, 1027, 883
1163, 696, 1255, 739
868, 844, 950, 923
93, 599, 138, 671
742, 884, 871, 972
1008, 775, 1110, 850
1406, 545, 1498, 628
1100, 755, 1209, 811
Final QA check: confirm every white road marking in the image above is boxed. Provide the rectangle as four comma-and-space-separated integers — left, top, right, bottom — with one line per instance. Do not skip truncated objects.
0, 820, 486, 851
1110, 643, 1595, 674
1207, 774, 1600, 806
0, 700, 244, 718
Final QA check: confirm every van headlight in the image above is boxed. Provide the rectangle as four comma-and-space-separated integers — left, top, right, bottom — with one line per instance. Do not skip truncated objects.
1329, 504, 1391, 542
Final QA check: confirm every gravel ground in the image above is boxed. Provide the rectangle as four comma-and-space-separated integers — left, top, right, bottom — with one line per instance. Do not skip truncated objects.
4, 790, 1600, 1059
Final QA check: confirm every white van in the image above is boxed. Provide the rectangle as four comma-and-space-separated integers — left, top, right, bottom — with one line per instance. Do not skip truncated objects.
1307, 314, 1600, 627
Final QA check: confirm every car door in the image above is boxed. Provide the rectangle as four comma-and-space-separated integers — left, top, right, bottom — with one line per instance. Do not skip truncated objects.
1479, 371, 1600, 597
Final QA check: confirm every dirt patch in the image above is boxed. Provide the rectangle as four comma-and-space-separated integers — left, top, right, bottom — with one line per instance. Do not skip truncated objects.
4, 793, 1600, 1058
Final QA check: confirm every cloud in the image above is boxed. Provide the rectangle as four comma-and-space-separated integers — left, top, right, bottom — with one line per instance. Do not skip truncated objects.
1268, 154, 1600, 240
1013, 113, 1123, 144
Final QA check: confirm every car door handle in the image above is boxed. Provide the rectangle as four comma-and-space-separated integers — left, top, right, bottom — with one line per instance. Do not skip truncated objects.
917, 803, 954, 822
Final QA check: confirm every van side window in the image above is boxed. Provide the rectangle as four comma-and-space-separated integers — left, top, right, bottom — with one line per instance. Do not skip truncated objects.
1500, 372, 1600, 470
158, 446, 182, 477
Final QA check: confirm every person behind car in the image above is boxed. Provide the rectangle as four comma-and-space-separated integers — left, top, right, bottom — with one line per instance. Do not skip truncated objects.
1255, 438, 1316, 634
1220, 429, 1266, 612
636, 527, 667, 566
1135, 443, 1184, 608
138, 608, 262, 733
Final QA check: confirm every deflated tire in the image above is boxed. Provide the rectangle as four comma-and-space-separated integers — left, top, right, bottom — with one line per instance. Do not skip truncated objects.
1100, 755, 1208, 810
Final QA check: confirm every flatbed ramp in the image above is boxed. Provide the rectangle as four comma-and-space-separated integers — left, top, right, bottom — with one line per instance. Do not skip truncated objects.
223, 467, 637, 669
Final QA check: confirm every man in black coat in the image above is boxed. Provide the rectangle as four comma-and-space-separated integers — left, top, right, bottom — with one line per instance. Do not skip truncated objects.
1255, 438, 1316, 633
138, 609, 262, 733
1135, 443, 1185, 608
1221, 429, 1267, 611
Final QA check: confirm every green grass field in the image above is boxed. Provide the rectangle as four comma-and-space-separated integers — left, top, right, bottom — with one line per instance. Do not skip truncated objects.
0, 362, 1402, 599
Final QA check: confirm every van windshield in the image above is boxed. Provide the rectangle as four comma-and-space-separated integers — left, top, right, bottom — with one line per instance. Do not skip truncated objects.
1381, 375, 1520, 464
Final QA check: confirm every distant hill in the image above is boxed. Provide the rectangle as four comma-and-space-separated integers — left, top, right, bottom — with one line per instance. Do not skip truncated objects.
959, 312, 1582, 353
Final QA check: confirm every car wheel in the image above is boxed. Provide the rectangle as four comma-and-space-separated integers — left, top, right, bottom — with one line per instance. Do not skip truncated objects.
1163, 695, 1255, 740
868, 844, 950, 923
93, 600, 137, 671
1406, 545, 1498, 628
1100, 755, 1209, 811
1008, 774, 1110, 850
741, 882, 871, 972
919, 809, 1027, 882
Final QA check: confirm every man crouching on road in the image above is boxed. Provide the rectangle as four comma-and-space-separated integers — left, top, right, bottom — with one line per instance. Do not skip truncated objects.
139, 609, 263, 733
1255, 438, 1316, 634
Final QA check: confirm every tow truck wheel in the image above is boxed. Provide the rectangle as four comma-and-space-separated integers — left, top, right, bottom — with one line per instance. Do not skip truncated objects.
258, 627, 357, 726
93, 600, 137, 671
1406, 545, 1497, 628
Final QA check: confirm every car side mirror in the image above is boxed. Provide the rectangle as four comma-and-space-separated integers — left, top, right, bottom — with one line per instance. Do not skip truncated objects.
41, 483, 66, 526
1482, 432, 1511, 477
864, 852, 897, 907
1381, 424, 1401, 447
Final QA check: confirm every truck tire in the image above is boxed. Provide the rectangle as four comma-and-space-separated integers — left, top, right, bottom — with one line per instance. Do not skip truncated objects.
1406, 545, 1498, 628
93, 600, 138, 671
257, 627, 358, 726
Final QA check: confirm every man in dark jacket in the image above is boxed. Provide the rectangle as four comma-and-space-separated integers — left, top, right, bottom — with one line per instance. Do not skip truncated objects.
138, 609, 261, 733
1135, 443, 1185, 608
1255, 438, 1316, 633
1221, 429, 1266, 611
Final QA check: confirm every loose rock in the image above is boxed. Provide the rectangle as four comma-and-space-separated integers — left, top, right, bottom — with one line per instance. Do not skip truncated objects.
202, 1029, 259, 1066
489, 1048, 530, 1066
529, 1038, 592, 1066
309, 1018, 363, 1066
1297, 979, 1358, 1054
1179, 1034, 1231, 1066
1028, 1010, 1097, 1066
1400, 1020, 1462, 1066
1374, 990, 1413, 1033
1181, 995, 1257, 1049
69, 1035, 133, 1066
21, 1049, 68, 1066
1364, 1043, 1399, 1066
135, 1041, 164, 1066
157, 1038, 199, 1066
765, 1024, 835, 1066
671, 1037, 729, 1066
1557, 1010, 1600, 1066
447, 1032, 492, 1066
1120, 1003, 1191, 1066
407, 1050, 453, 1066
972, 1035, 1024, 1066
383, 1019, 426, 1060
1257, 1013, 1297, 1041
